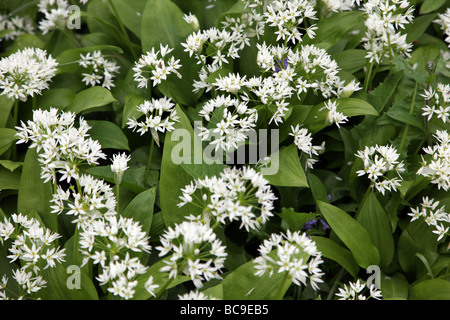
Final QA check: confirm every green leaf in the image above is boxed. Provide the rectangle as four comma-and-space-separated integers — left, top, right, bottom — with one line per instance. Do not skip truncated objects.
308, 173, 329, 203
278, 208, 315, 232
420, 0, 447, 14
55, 45, 123, 74
311, 236, 359, 277
110, 0, 147, 38
412, 279, 450, 300
316, 201, 380, 269
66, 86, 117, 114
0, 160, 22, 172
36, 89, 76, 110
141, 0, 199, 106
263, 144, 309, 188
0, 95, 14, 128
380, 272, 409, 300
180, 162, 228, 180
404, 13, 438, 45
122, 93, 146, 129
332, 49, 367, 74
86, 120, 130, 151
367, 71, 404, 112
121, 187, 156, 236
356, 192, 395, 269
305, 98, 379, 134
159, 105, 201, 227
17, 148, 56, 232
0, 128, 17, 156
38, 264, 98, 300
87, 166, 147, 194
0, 166, 21, 190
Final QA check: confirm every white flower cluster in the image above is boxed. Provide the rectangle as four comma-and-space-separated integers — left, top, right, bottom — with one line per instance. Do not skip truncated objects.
361, 0, 415, 64
178, 290, 217, 300
178, 166, 277, 232
133, 44, 182, 88
264, 0, 318, 44
290, 124, 325, 169
79, 215, 154, 299
408, 197, 449, 241
355, 144, 405, 195
257, 43, 361, 100
434, 8, 450, 47
0, 47, 58, 101
16, 108, 106, 184
335, 279, 382, 300
50, 174, 117, 227
156, 220, 227, 288
127, 96, 180, 136
0, 214, 66, 299
182, 10, 265, 93
421, 83, 450, 124
321, 0, 357, 13
38, 0, 71, 35
0, 14, 34, 42
79, 51, 120, 90
197, 95, 258, 151
417, 130, 450, 191
253, 230, 324, 290
323, 100, 348, 128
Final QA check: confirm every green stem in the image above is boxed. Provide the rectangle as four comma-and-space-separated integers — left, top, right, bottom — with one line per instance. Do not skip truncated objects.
107, 0, 138, 60
398, 81, 418, 155
73, 225, 79, 265
145, 138, 155, 184
116, 183, 120, 214
155, 277, 174, 300
364, 61, 374, 93
327, 268, 346, 300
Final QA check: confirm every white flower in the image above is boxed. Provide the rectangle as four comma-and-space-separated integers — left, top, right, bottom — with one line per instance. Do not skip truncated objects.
111, 153, 131, 184
156, 220, 227, 288
79, 51, 120, 89
179, 166, 277, 232
336, 280, 382, 300
253, 230, 324, 290
0, 14, 34, 42
133, 44, 182, 88
0, 47, 58, 101
408, 197, 449, 242
417, 130, 450, 191
355, 144, 405, 195
421, 83, 450, 124
178, 290, 218, 300
323, 100, 348, 128
434, 8, 450, 47
290, 125, 324, 169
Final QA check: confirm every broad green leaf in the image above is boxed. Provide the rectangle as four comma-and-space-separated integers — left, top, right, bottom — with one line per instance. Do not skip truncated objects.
141, 0, 199, 106
308, 173, 329, 203
305, 98, 379, 134
420, 0, 447, 14
17, 148, 56, 232
311, 236, 359, 277
110, 0, 147, 38
263, 144, 309, 188
278, 208, 315, 232
86, 120, 130, 151
0, 160, 22, 172
66, 86, 117, 114
56, 45, 123, 74
380, 272, 409, 300
121, 187, 156, 236
133, 256, 190, 300
0, 128, 17, 156
180, 161, 228, 180
0, 95, 14, 128
356, 192, 395, 269
367, 71, 404, 112
221, 251, 295, 300
159, 105, 201, 227
404, 13, 437, 43
38, 264, 98, 300
412, 279, 450, 300
87, 165, 147, 194
36, 89, 76, 110
122, 93, 146, 128
332, 49, 367, 74
0, 166, 21, 190
316, 201, 380, 269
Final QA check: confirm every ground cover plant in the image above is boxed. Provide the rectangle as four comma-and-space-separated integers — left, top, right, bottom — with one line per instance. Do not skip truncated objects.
0, 0, 449, 301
